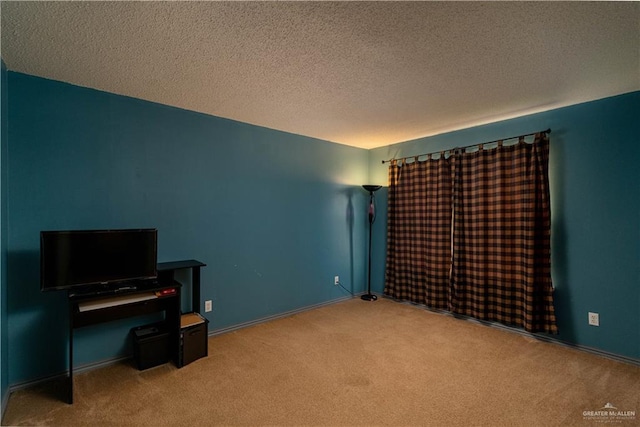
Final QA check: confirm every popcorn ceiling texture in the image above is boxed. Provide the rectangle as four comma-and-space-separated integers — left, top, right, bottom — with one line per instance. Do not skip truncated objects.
2, 1, 638, 148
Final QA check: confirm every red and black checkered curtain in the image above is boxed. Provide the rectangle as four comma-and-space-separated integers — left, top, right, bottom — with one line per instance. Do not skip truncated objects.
384, 133, 558, 334
384, 156, 452, 309
450, 134, 557, 333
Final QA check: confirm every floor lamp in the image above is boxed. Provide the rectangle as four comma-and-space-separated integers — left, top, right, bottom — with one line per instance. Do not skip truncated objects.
362, 185, 382, 301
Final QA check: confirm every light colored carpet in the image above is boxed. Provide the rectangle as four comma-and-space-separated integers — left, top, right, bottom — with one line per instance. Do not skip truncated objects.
3, 297, 639, 426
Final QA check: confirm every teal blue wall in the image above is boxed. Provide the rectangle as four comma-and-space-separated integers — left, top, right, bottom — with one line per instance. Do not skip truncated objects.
1, 60, 8, 411
369, 92, 640, 360
7, 72, 369, 385
4, 68, 638, 388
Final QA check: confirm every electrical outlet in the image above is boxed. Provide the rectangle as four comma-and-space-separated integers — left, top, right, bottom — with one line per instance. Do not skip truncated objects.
205, 300, 212, 313
588, 312, 599, 326
334, 276, 339, 286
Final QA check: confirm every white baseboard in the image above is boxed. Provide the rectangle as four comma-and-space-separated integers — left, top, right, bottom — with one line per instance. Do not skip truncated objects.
8, 355, 131, 395
209, 294, 356, 337
390, 296, 640, 367
7, 295, 357, 396
17, 293, 629, 402
1, 387, 9, 421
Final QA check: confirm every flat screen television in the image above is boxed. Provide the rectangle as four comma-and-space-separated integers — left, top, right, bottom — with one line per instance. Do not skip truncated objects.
40, 228, 158, 292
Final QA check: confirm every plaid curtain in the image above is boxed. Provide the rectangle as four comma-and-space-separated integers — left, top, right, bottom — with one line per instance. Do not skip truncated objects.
384, 156, 452, 309
450, 134, 557, 333
384, 133, 558, 334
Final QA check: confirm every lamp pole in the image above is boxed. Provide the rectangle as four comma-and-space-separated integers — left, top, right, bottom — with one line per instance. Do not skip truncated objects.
362, 185, 381, 301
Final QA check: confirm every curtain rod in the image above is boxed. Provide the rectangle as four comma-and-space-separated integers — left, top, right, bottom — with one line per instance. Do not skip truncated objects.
381, 128, 551, 164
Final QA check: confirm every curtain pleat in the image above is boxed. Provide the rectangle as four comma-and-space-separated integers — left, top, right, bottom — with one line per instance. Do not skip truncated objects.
450, 134, 557, 333
384, 157, 452, 309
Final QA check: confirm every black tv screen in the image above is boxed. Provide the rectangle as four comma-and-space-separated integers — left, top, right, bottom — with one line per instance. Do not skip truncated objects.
40, 229, 158, 291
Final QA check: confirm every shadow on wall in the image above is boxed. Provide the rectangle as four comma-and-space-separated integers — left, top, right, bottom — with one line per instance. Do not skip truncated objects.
8, 250, 69, 381
548, 129, 574, 342
335, 185, 367, 297
344, 187, 355, 295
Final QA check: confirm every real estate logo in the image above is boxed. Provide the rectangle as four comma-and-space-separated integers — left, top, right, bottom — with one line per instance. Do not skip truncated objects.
583, 402, 636, 423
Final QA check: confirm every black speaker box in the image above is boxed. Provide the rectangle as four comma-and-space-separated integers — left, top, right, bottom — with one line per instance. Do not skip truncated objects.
178, 313, 208, 368
131, 323, 170, 370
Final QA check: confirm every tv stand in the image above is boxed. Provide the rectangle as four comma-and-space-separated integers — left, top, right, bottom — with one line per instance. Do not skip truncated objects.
67, 282, 181, 404
65, 259, 206, 404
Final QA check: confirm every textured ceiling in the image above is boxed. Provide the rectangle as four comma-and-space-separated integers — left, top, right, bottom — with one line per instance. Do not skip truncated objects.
1, 1, 639, 149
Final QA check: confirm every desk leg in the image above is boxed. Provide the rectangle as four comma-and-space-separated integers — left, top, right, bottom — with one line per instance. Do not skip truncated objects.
68, 302, 74, 404
169, 289, 182, 366
192, 267, 201, 313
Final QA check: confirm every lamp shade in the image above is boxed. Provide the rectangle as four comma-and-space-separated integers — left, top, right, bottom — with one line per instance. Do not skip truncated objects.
362, 185, 382, 192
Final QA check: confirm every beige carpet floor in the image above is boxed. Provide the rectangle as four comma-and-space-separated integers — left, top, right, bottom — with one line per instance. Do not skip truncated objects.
3, 297, 639, 426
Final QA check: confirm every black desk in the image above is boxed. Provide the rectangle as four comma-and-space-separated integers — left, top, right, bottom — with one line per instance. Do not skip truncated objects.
67, 283, 181, 404
65, 259, 206, 404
